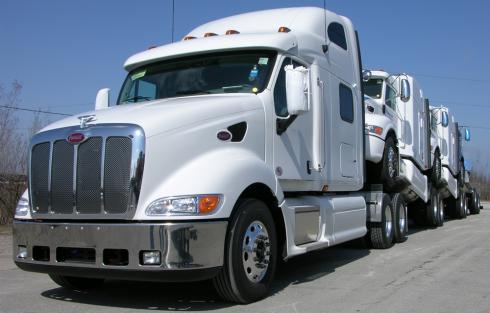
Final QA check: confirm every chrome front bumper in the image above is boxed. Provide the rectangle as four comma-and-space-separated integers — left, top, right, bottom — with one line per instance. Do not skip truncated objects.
13, 220, 227, 282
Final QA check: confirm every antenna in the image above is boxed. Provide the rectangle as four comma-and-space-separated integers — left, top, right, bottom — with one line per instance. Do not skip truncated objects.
171, 0, 175, 43
322, 0, 328, 53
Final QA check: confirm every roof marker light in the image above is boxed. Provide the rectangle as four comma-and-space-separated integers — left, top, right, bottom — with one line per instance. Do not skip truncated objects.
278, 26, 291, 33
225, 29, 240, 35
183, 36, 196, 41
204, 32, 218, 37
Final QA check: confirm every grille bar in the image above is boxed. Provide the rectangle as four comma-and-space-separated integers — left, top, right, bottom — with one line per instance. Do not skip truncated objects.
29, 124, 145, 219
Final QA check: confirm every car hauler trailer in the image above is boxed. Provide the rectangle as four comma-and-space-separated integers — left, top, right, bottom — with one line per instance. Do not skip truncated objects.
363, 71, 444, 227
12, 7, 449, 303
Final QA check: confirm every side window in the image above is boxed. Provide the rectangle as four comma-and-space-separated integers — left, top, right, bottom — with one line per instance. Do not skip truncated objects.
273, 57, 301, 117
385, 85, 396, 109
339, 84, 354, 123
328, 22, 347, 50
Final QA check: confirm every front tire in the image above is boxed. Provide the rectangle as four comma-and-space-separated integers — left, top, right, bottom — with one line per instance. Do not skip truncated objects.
431, 151, 442, 186
49, 274, 104, 290
213, 198, 277, 303
381, 136, 399, 192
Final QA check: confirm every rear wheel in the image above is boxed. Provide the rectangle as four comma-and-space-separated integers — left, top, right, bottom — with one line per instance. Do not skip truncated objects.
455, 191, 466, 219
426, 186, 440, 227
49, 274, 104, 290
368, 194, 394, 249
392, 193, 408, 243
213, 198, 277, 303
436, 193, 445, 227
470, 190, 480, 214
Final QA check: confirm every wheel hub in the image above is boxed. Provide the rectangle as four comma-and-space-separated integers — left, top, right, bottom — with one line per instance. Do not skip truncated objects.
242, 221, 271, 283
387, 147, 397, 178
385, 205, 393, 238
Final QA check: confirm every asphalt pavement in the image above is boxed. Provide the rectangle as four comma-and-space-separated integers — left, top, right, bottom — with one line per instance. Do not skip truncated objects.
1, 203, 490, 313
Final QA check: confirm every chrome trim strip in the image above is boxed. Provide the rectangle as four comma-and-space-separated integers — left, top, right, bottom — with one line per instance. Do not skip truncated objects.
100, 138, 106, 214
29, 124, 145, 220
47, 141, 53, 213
72, 144, 78, 214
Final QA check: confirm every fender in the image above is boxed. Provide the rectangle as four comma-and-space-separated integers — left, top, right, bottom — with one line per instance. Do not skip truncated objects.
134, 147, 283, 220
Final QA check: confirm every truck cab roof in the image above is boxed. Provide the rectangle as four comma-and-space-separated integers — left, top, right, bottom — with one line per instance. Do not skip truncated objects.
124, 7, 354, 71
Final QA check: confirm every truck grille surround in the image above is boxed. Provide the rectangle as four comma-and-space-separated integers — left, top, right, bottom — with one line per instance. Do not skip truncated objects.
29, 124, 145, 219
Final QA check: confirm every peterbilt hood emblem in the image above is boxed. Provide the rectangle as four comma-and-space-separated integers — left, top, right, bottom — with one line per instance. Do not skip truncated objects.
78, 115, 96, 129
67, 133, 85, 144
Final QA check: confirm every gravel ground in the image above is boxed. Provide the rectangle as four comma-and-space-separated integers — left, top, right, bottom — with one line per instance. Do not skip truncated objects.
1, 203, 489, 313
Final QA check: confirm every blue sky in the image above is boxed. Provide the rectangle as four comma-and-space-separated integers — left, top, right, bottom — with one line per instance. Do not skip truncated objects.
1, 0, 490, 171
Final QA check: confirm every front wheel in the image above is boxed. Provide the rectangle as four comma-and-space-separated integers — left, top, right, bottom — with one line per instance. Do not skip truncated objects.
431, 151, 442, 186
213, 198, 277, 303
381, 137, 399, 192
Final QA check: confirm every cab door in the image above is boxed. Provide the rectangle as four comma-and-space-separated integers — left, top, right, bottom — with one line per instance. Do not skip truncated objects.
273, 56, 316, 189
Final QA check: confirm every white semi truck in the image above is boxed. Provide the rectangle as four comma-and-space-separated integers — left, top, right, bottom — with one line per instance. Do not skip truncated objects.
363, 71, 444, 227
431, 106, 471, 218
11, 7, 459, 303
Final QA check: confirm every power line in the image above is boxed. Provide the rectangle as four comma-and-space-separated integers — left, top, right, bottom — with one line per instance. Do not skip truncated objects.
410, 73, 490, 84
0, 105, 71, 116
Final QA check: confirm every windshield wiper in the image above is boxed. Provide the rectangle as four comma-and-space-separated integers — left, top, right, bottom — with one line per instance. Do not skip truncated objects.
175, 89, 210, 96
122, 95, 152, 103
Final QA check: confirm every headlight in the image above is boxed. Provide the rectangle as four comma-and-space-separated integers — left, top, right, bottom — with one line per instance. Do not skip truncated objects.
146, 195, 222, 216
365, 125, 383, 136
15, 195, 30, 217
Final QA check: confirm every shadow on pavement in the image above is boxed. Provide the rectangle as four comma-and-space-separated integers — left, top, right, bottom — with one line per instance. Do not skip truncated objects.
41, 243, 370, 310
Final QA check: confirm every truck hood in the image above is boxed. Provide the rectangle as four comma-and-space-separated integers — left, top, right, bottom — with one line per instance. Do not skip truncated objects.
40, 94, 263, 138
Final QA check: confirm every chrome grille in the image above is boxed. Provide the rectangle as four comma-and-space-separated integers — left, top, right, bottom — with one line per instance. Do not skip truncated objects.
104, 137, 132, 214
51, 140, 74, 214
31, 143, 50, 214
29, 124, 145, 219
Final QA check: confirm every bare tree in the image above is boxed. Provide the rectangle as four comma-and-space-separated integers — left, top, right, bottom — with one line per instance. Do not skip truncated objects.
0, 81, 44, 223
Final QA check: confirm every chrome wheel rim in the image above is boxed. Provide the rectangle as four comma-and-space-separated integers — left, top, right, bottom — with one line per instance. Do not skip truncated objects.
242, 221, 270, 283
433, 194, 438, 218
387, 147, 397, 178
385, 205, 393, 238
399, 203, 406, 233
439, 198, 444, 222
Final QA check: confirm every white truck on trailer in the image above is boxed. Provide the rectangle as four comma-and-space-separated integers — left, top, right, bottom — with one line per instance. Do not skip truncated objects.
12, 7, 433, 303
431, 106, 470, 218
363, 71, 444, 227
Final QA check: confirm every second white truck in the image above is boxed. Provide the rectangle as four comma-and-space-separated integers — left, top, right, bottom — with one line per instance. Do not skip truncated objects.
363, 70, 444, 227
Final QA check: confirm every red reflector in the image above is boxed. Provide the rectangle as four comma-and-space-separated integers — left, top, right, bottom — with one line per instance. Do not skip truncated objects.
204, 32, 218, 37
225, 29, 240, 35
67, 133, 85, 144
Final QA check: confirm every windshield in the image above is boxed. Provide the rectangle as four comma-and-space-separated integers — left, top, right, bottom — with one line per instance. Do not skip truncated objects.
117, 51, 277, 104
363, 78, 384, 99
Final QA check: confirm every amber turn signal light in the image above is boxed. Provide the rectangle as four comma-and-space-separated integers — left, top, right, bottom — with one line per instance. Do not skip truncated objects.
199, 195, 221, 214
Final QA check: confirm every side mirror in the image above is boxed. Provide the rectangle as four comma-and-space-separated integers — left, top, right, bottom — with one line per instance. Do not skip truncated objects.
400, 79, 410, 102
95, 88, 110, 110
285, 65, 309, 116
441, 111, 449, 127
362, 70, 372, 82
464, 128, 471, 141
